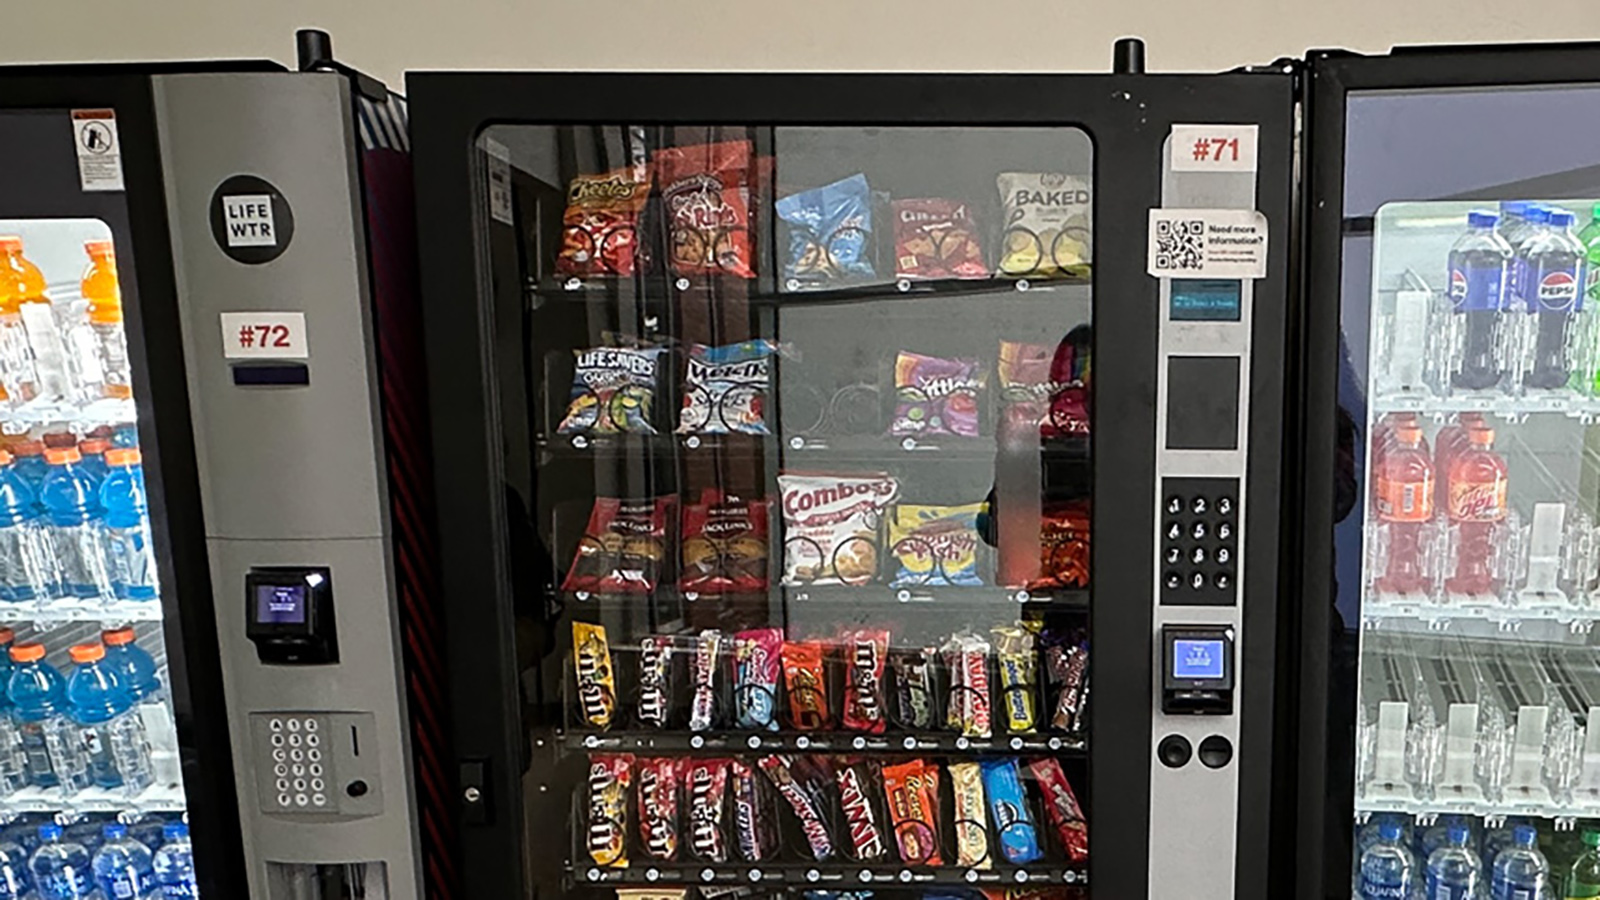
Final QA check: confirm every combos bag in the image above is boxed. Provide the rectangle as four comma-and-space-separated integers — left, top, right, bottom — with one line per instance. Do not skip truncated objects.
891, 352, 983, 438
679, 489, 770, 596
889, 503, 984, 587
778, 472, 899, 585
777, 174, 876, 289
558, 345, 665, 435
655, 140, 756, 277
892, 198, 987, 280
995, 173, 1092, 280
556, 165, 653, 278
678, 340, 780, 435
563, 496, 675, 594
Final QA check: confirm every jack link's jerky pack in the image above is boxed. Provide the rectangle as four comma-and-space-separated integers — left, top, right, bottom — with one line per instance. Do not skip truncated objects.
995, 172, 1092, 280
562, 496, 674, 594
779, 472, 898, 585
559, 345, 664, 435
573, 622, 616, 729
680, 489, 770, 596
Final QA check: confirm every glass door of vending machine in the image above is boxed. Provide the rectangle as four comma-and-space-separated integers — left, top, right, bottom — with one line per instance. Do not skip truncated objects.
411, 65, 1293, 900
1296, 43, 1600, 900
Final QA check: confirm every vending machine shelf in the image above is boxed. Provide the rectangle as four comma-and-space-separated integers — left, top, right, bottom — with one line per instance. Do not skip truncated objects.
563, 728, 1087, 757
571, 861, 1089, 889
0, 781, 186, 817
0, 599, 163, 625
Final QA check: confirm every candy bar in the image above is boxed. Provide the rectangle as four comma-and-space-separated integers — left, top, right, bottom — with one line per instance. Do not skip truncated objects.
782, 640, 832, 730
1047, 639, 1089, 734
835, 760, 889, 862
948, 761, 991, 868
637, 757, 680, 861
573, 622, 616, 729
942, 631, 992, 739
882, 759, 943, 866
690, 629, 723, 732
1027, 757, 1088, 864
980, 758, 1041, 864
730, 759, 777, 862
637, 635, 675, 729
733, 627, 783, 731
992, 625, 1039, 735
587, 754, 633, 867
843, 628, 889, 734
890, 646, 938, 730
684, 758, 731, 863
759, 754, 836, 861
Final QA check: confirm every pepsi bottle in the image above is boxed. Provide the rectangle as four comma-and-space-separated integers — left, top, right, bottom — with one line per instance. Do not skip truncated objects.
1448, 209, 1514, 391
1520, 207, 1588, 390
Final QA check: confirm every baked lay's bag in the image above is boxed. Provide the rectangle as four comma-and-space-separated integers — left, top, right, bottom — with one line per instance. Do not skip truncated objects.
996, 172, 1092, 280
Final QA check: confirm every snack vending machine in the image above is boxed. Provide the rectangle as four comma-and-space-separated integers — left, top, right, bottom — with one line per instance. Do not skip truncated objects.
1293, 42, 1600, 899
411, 54, 1293, 900
0, 33, 445, 899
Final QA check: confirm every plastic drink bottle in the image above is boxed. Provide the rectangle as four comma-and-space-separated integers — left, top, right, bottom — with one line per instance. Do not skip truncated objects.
0, 835, 30, 899
1, 239, 73, 405
1448, 209, 1514, 391
1421, 817, 1476, 866
60, 820, 104, 858
29, 824, 90, 900
81, 240, 130, 402
65, 642, 152, 795
151, 822, 194, 899
1434, 412, 1486, 515
125, 816, 164, 854
1566, 830, 1600, 898
0, 237, 43, 403
1521, 208, 1588, 390
100, 449, 155, 602
1428, 822, 1483, 899
92, 823, 154, 900
40, 448, 111, 601
0, 450, 61, 603
74, 442, 108, 498
8, 642, 88, 793
9, 443, 46, 508
0, 630, 29, 798
1374, 423, 1435, 594
1445, 425, 1510, 596
1361, 819, 1417, 898
100, 629, 159, 703
1492, 824, 1552, 900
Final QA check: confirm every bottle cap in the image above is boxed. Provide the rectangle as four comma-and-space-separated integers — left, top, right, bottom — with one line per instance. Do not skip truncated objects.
41, 433, 75, 450
36, 824, 60, 841
0, 629, 15, 647
1448, 823, 1470, 844
0, 237, 21, 254
9, 642, 43, 663
1395, 425, 1423, 443
84, 240, 113, 257
1378, 821, 1402, 841
1502, 200, 1530, 216
102, 626, 136, 646
1527, 206, 1553, 224
1467, 210, 1499, 228
162, 822, 188, 841
68, 643, 104, 664
78, 439, 110, 456
1514, 824, 1538, 845
1551, 209, 1577, 228
1585, 830, 1600, 848
102, 823, 127, 840
44, 447, 81, 466
1469, 426, 1495, 444
104, 448, 141, 467
11, 441, 42, 459
0, 451, 14, 467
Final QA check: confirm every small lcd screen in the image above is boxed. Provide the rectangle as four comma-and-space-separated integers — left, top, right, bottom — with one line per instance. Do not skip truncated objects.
255, 584, 307, 625
1173, 639, 1226, 681
1170, 279, 1242, 322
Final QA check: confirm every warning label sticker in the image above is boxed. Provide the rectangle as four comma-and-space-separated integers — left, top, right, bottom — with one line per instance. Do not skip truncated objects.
71, 109, 124, 192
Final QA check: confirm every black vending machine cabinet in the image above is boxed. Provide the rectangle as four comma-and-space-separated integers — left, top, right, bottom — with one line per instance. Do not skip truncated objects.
411, 64, 1293, 900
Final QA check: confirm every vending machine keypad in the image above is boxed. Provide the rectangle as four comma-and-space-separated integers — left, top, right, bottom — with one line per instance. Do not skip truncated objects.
252, 712, 338, 814
1160, 476, 1240, 604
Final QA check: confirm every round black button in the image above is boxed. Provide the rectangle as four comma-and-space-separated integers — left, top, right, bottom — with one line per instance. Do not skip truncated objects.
347, 780, 370, 797
1158, 734, 1193, 769
1166, 495, 1183, 516
1164, 571, 1182, 590
1191, 521, 1207, 540
1165, 546, 1182, 565
1215, 572, 1232, 590
1198, 735, 1233, 769
1217, 497, 1234, 516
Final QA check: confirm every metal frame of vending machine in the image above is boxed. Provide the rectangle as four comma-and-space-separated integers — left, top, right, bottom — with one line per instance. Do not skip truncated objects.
1293, 41, 1600, 897
0, 31, 451, 900
411, 46, 1293, 900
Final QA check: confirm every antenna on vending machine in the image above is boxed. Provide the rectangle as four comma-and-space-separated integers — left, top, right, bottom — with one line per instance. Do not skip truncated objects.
294, 28, 390, 100
1114, 37, 1147, 74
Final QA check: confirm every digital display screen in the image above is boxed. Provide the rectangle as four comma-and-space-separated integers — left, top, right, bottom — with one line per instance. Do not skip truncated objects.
1170, 279, 1242, 322
1173, 639, 1226, 681
255, 584, 308, 625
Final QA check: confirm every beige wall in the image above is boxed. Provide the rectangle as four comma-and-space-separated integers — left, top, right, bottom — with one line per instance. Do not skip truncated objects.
1, 0, 1596, 91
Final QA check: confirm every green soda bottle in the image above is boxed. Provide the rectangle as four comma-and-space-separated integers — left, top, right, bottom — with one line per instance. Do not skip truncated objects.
1568, 829, 1600, 898
1580, 203, 1600, 392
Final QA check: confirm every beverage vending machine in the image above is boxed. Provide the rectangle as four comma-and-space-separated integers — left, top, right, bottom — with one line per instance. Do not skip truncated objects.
0, 31, 448, 899
410, 48, 1294, 900
1293, 42, 1600, 899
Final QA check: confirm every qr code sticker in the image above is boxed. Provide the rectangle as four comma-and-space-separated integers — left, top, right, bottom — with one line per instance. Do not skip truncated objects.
1154, 218, 1205, 271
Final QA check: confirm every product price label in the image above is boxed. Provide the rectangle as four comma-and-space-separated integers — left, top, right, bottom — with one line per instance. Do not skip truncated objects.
1170, 124, 1259, 173
219, 312, 309, 360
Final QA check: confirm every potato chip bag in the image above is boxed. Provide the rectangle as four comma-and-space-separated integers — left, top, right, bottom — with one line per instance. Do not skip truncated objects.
996, 172, 1092, 280
893, 198, 987, 280
655, 140, 755, 277
556, 165, 652, 278
777, 174, 875, 289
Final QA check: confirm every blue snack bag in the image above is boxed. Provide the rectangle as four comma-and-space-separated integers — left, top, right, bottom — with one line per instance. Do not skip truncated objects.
979, 757, 1043, 864
777, 174, 876, 289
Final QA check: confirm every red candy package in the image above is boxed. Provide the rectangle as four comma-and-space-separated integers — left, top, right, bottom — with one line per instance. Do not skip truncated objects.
882, 759, 943, 866
1034, 500, 1091, 591
562, 497, 675, 594
782, 640, 832, 730
684, 757, 732, 862
893, 198, 988, 280
637, 756, 681, 861
655, 140, 756, 278
556, 165, 652, 278
1027, 757, 1088, 863
842, 628, 890, 734
587, 754, 633, 867
680, 489, 770, 596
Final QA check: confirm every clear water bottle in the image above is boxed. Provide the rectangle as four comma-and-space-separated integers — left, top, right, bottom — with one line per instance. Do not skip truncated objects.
125, 817, 164, 856
1360, 819, 1418, 899
64, 643, 152, 796
39, 448, 111, 601
29, 824, 91, 900
92, 823, 154, 900
99, 449, 155, 602
0, 631, 32, 799
0, 835, 30, 900
100, 629, 159, 704
151, 823, 194, 899
1427, 822, 1482, 899
7, 643, 88, 794
1446, 209, 1514, 391
1490, 824, 1551, 900
0, 449, 62, 603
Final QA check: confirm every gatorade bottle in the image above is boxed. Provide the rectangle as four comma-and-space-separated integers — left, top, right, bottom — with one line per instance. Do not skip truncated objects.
101, 628, 160, 703
0, 449, 61, 602
0, 237, 43, 404
100, 449, 155, 602
28, 824, 90, 900
150, 823, 194, 899
75, 441, 109, 499
1522, 208, 1589, 390
92, 823, 154, 900
10, 442, 47, 506
65, 643, 153, 795
0, 238, 72, 404
81, 240, 130, 402
40, 448, 111, 601
1374, 423, 1436, 595
1445, 426, 1510, 597
0, 630, 27, 799
7, 642, 88, 793
0, 834, 29, 900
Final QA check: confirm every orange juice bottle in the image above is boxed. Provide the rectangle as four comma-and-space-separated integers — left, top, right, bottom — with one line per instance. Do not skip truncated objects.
81, 240, 130, 399
0, 236, 42, 401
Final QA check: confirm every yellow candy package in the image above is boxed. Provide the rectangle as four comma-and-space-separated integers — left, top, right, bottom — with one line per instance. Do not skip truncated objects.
889, 502, 984, 587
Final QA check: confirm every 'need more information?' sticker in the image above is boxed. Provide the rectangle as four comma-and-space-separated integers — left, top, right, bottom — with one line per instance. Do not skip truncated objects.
1147, 208, 1268, 280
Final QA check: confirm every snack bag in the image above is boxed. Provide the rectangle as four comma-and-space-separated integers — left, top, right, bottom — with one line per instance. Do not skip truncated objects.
655, 140, 756, 277
995, 173, 1092, 280
1049, 325, 1092, 437
638, 756, 681, 861
678, 340, 779, 435
778, 472, 898, 585
777, 174, 876, 289
684, 758, 732, 862
892, 198, 987, 280
1027, 757, 1088, 863
882, 759, 943, 866
891, 352, 982, 438
1034, 500, 1091, 591
889, 646, 938, 730
561, 496, 674, 594
637, 635, 677, 728
730, 759, 778, 862
889, 502, 984, 587
980, 758, 1042, 864
759, 754, 837, 861
782, 640, 832, 729
733, 627, 784, 731
556, 165, 652, 278
680, 489, 770, 595
835, 760, 890, 862
1045, 636, 1090, 735
842, 628, 890, 734
948, 761, 991, 868
558, 345, 665, 435
587, 754, 633, 867
997, 340, 1057, 443
573, 622, 616, 729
